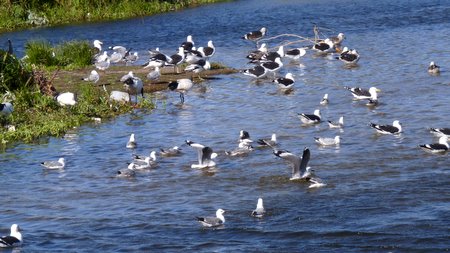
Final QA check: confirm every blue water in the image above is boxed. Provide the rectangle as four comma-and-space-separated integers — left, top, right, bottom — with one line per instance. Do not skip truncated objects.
1, 0, 449, 252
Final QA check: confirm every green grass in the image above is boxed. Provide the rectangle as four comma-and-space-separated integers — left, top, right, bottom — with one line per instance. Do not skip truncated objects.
0, 0, 228, 32
24, 40, 93, 69
0, 83, 155, 147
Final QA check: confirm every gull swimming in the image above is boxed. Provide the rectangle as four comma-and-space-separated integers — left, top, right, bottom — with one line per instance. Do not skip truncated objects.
0, 224, 22, 248
328, 116, 344, 128
314, 135, 341, 146
298, 109, 321, 124
329, 33, 345, 47
370, 120, 402, 135
186, 140, 217, 169
41, 157, 65, 170
129, 156, 157, 170
428, 61, 440, 75
312, 38, 334, 54
116, 164, 136, 178
126, 134, 137, 149
338, 48, 360, 64
261, 46, 285, 62
320, 94, 329, 105
242, 27, 267, 42
246, 43, 268, 61
419, 136, 449, 153
251, 198, 265, 218
197, 209, 225, 227
273, 73, 294, 89
133, 150, 157, 163
345, 86, 379, 100
284, 47, 307, 61
242, 65, 267, 79
159, 146, 182, 157
257, 133, 277, 147
430, 127, 450, 138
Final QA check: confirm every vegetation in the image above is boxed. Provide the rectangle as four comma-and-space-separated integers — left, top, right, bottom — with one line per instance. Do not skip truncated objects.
24, 40, 94, 69
0, 0, 226, 32
0, 42, 155, 148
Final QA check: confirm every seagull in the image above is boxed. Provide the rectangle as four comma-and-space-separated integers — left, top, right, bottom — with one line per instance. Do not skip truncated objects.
0, 224, 22, 248
251, 198, 265, 218
95, 51, 108, 62
314, 135, 341, 146
298, 109, 321, 124
419, 136, 449, 153
338, 48, 360, 64
185, 47, 204, 64
123, 76, 144, 103
243, 27, 267, 42
126, 134, 137, 149
55, 92, 77, 106
246, 43, 268, 61
0, 101, 13, 116
168, 78, 194, 104
198, 40, 215, 58
41, 157, 65, 169
329, 33, 345, 47
120, 71, 134, 82
181, 35, 195, 52
429, 128, 450, 138
242, 65, 267, 79
225, 143, 253, 157
129, 156, 156, 170
142, 51, 170, 69
273, 147, 311, 181
261, 46, 285, 62
185, 59, 211, 79
307, 177, 327, 189
146, 66, 161, 83
344, 86, 379, 100
116, 164, 136, 178
159, 146, 182, 157
320, 94, 329, 105
369, 120, 402, 135
196, 209, 225, 227
167, 47, 185, 73
186, 140, 217, 169
328, 116, 344, 128
257, 133, 277, 147
273, 73, 294, 89
109, 46, 127, 63
95, 57, 110, 70
133, 150, 157, 163
239, 130, 253, 145
82, 70, 100, 83
284, 47, 307, 61
124, 52, 139, 65
93, 40, 103, 53
261, 57, 283, 76
428, 61, 440, 74
312, 38, 334, 53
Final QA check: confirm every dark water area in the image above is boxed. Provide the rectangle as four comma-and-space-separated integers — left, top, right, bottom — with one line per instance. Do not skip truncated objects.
1, 0, 449, 252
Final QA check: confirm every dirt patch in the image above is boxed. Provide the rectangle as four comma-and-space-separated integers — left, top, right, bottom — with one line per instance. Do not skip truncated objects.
51, 65, 239, 94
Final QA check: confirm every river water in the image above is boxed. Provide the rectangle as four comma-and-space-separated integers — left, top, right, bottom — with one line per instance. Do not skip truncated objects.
1, 0, 449, 252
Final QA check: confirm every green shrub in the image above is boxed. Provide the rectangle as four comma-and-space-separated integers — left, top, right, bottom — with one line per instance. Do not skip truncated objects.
0, 49, 33, 93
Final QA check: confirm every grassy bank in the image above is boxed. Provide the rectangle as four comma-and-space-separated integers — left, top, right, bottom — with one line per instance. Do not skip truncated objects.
0, 0, 226, 33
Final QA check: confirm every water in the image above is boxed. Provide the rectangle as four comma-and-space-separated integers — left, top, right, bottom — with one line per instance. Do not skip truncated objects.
1, 0, 450, 251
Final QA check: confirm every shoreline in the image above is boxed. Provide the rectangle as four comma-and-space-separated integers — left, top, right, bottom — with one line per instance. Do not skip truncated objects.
0, 0, 227, 34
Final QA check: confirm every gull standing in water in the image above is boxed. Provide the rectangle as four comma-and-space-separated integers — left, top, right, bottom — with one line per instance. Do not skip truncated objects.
196, 209, 225, 227
186, 140, 217, 169
168, 79, 194, 104
0, 224, 22, 248
251, 198, 266, 218
41, 157, 65, 170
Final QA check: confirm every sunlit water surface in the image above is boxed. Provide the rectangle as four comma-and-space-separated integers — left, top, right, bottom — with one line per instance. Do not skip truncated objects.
1, 0, 449, 252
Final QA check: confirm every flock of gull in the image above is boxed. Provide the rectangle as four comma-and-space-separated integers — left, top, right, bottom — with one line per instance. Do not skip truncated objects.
2, 25, 449, 244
